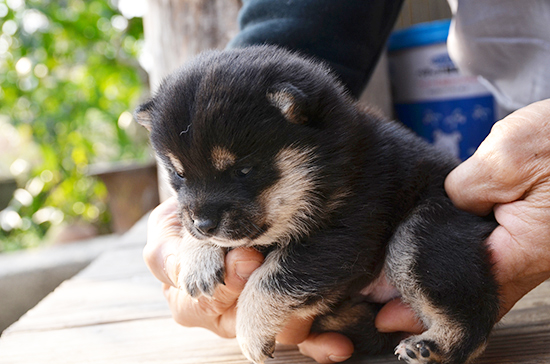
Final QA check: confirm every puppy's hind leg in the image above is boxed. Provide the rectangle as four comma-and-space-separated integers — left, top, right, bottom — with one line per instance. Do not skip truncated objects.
386, 201, 499, 364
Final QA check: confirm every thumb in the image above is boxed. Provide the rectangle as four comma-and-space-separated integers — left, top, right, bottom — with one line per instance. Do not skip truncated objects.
444, 158, 499, 216
214, 247, 264, 305
375, 298, 425, 334
444, 135, 529, 216
445, 99, 550, 215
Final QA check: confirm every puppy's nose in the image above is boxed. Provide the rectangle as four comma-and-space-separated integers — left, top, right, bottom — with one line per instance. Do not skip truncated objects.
193, 218, 218, 236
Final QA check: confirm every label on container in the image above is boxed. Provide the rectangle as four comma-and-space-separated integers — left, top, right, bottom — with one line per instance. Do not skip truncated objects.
389, 43, 496, 160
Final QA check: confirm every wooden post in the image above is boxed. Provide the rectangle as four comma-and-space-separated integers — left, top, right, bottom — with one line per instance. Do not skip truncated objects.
142, 0, 242, 200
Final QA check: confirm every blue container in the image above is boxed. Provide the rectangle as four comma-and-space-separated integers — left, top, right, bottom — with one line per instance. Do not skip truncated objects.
388, 20, 496, 160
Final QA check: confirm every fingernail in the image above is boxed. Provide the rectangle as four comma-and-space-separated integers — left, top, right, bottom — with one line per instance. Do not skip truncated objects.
235, 260, 262, 281
328, 355, 352, 362
164, 254, 179, 287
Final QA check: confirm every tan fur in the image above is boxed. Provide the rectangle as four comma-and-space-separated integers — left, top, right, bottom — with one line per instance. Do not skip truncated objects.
467, 342, 489, 364
166, 152, 185, 176
393, 293, 470, 363
253, 146, 322, 246
175, 229, 225, 297
313, 302, 369, 332
236, 248, 330, 363
267, 90, 307, 124
415, 299, 465, 354
211, 146, 236, 171
325, 186, 353, 213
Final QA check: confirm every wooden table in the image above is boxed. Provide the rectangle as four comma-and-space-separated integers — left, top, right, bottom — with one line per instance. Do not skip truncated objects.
1, 216, 549, 364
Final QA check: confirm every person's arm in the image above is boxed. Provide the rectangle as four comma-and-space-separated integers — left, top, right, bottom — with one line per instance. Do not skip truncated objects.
227, 0, 404, 98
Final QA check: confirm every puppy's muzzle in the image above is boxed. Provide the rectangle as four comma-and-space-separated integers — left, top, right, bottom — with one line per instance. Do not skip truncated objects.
193, 217, 218, 236
188, 202, 225, 238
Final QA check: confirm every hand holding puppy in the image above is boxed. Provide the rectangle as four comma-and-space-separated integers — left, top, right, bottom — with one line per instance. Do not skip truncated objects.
144, 198, 353, 363
378, 98, 550, 332
143, 197, 263, 339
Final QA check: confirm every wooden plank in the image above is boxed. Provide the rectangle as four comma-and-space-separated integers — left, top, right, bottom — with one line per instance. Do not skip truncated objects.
3, 245, 167, 333
0, 318, 319, 364
74, 245, 151, 281
7, 273, 168, 333
0, 319, 242, 364
1, 309, 549, 364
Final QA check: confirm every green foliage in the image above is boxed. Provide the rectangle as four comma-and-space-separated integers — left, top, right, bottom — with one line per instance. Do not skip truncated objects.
0, 0, 148, 251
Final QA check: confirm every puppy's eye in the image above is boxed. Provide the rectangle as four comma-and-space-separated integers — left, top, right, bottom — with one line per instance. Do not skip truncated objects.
234, 167, 253, 178
174, 171, 186, 180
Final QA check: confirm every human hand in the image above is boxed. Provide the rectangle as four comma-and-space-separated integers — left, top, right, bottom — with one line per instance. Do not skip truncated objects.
143, 197, 354, 363
376, 98, 550, 332
143, 197, 264, 338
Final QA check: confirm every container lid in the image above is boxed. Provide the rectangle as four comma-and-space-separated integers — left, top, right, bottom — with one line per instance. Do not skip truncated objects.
388, 19, 451, 52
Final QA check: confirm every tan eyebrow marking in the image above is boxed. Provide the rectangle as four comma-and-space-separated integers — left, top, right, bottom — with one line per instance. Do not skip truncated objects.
211, 146, 236, 171
166, 152, 184, 175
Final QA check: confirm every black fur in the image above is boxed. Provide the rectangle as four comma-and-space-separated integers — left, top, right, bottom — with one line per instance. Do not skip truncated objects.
136, 46, 499, 364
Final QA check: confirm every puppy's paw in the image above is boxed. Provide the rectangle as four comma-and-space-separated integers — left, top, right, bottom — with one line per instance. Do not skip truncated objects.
178, 245, 225, 298
238, 335, 276, 364
395, 338, 442, 364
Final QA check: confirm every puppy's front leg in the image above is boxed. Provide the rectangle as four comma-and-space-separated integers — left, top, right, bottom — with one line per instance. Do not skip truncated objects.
236, 249, 331, 364
176, 229, 225, 298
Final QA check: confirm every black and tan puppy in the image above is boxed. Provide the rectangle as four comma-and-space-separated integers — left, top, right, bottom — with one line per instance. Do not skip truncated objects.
135, 46, 499, 364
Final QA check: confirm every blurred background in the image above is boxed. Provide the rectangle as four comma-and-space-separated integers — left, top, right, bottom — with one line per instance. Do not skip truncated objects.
0, 0, 155, 252
0, 0, 465, 334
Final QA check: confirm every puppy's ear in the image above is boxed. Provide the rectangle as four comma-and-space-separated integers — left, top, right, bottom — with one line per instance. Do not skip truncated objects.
134, 100, 155, 131
267, 83, 309, 125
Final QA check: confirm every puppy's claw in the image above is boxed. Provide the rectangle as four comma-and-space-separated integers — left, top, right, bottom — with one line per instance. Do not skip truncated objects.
395, 338, 442, 364
180, 258, 225, 298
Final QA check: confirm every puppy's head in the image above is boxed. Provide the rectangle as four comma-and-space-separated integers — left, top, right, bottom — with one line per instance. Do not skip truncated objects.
136, 46, 350, 247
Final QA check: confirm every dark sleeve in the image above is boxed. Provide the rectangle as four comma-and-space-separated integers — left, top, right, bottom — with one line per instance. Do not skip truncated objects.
226, 0, 404, 98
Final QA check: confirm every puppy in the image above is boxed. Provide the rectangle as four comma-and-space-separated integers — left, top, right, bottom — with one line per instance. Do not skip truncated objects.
135, 46, 499, 364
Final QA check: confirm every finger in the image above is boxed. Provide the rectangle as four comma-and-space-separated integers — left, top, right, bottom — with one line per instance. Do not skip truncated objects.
276, 316, 313, 345
444, 157, 499, 216
143, 197, 183, 286
217, 247, 264, 303
375, 298, 424, 334
205, 248, 264, 337
176, 247, 264, 323
298, 332, 354, 364
444, 130, 529, 216
486, 204, 550, 319
163, 283, 237, 337
486, 224, 550, 319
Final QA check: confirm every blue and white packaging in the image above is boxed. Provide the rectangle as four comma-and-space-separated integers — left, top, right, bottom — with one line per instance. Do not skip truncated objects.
388, 20, 496, 160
